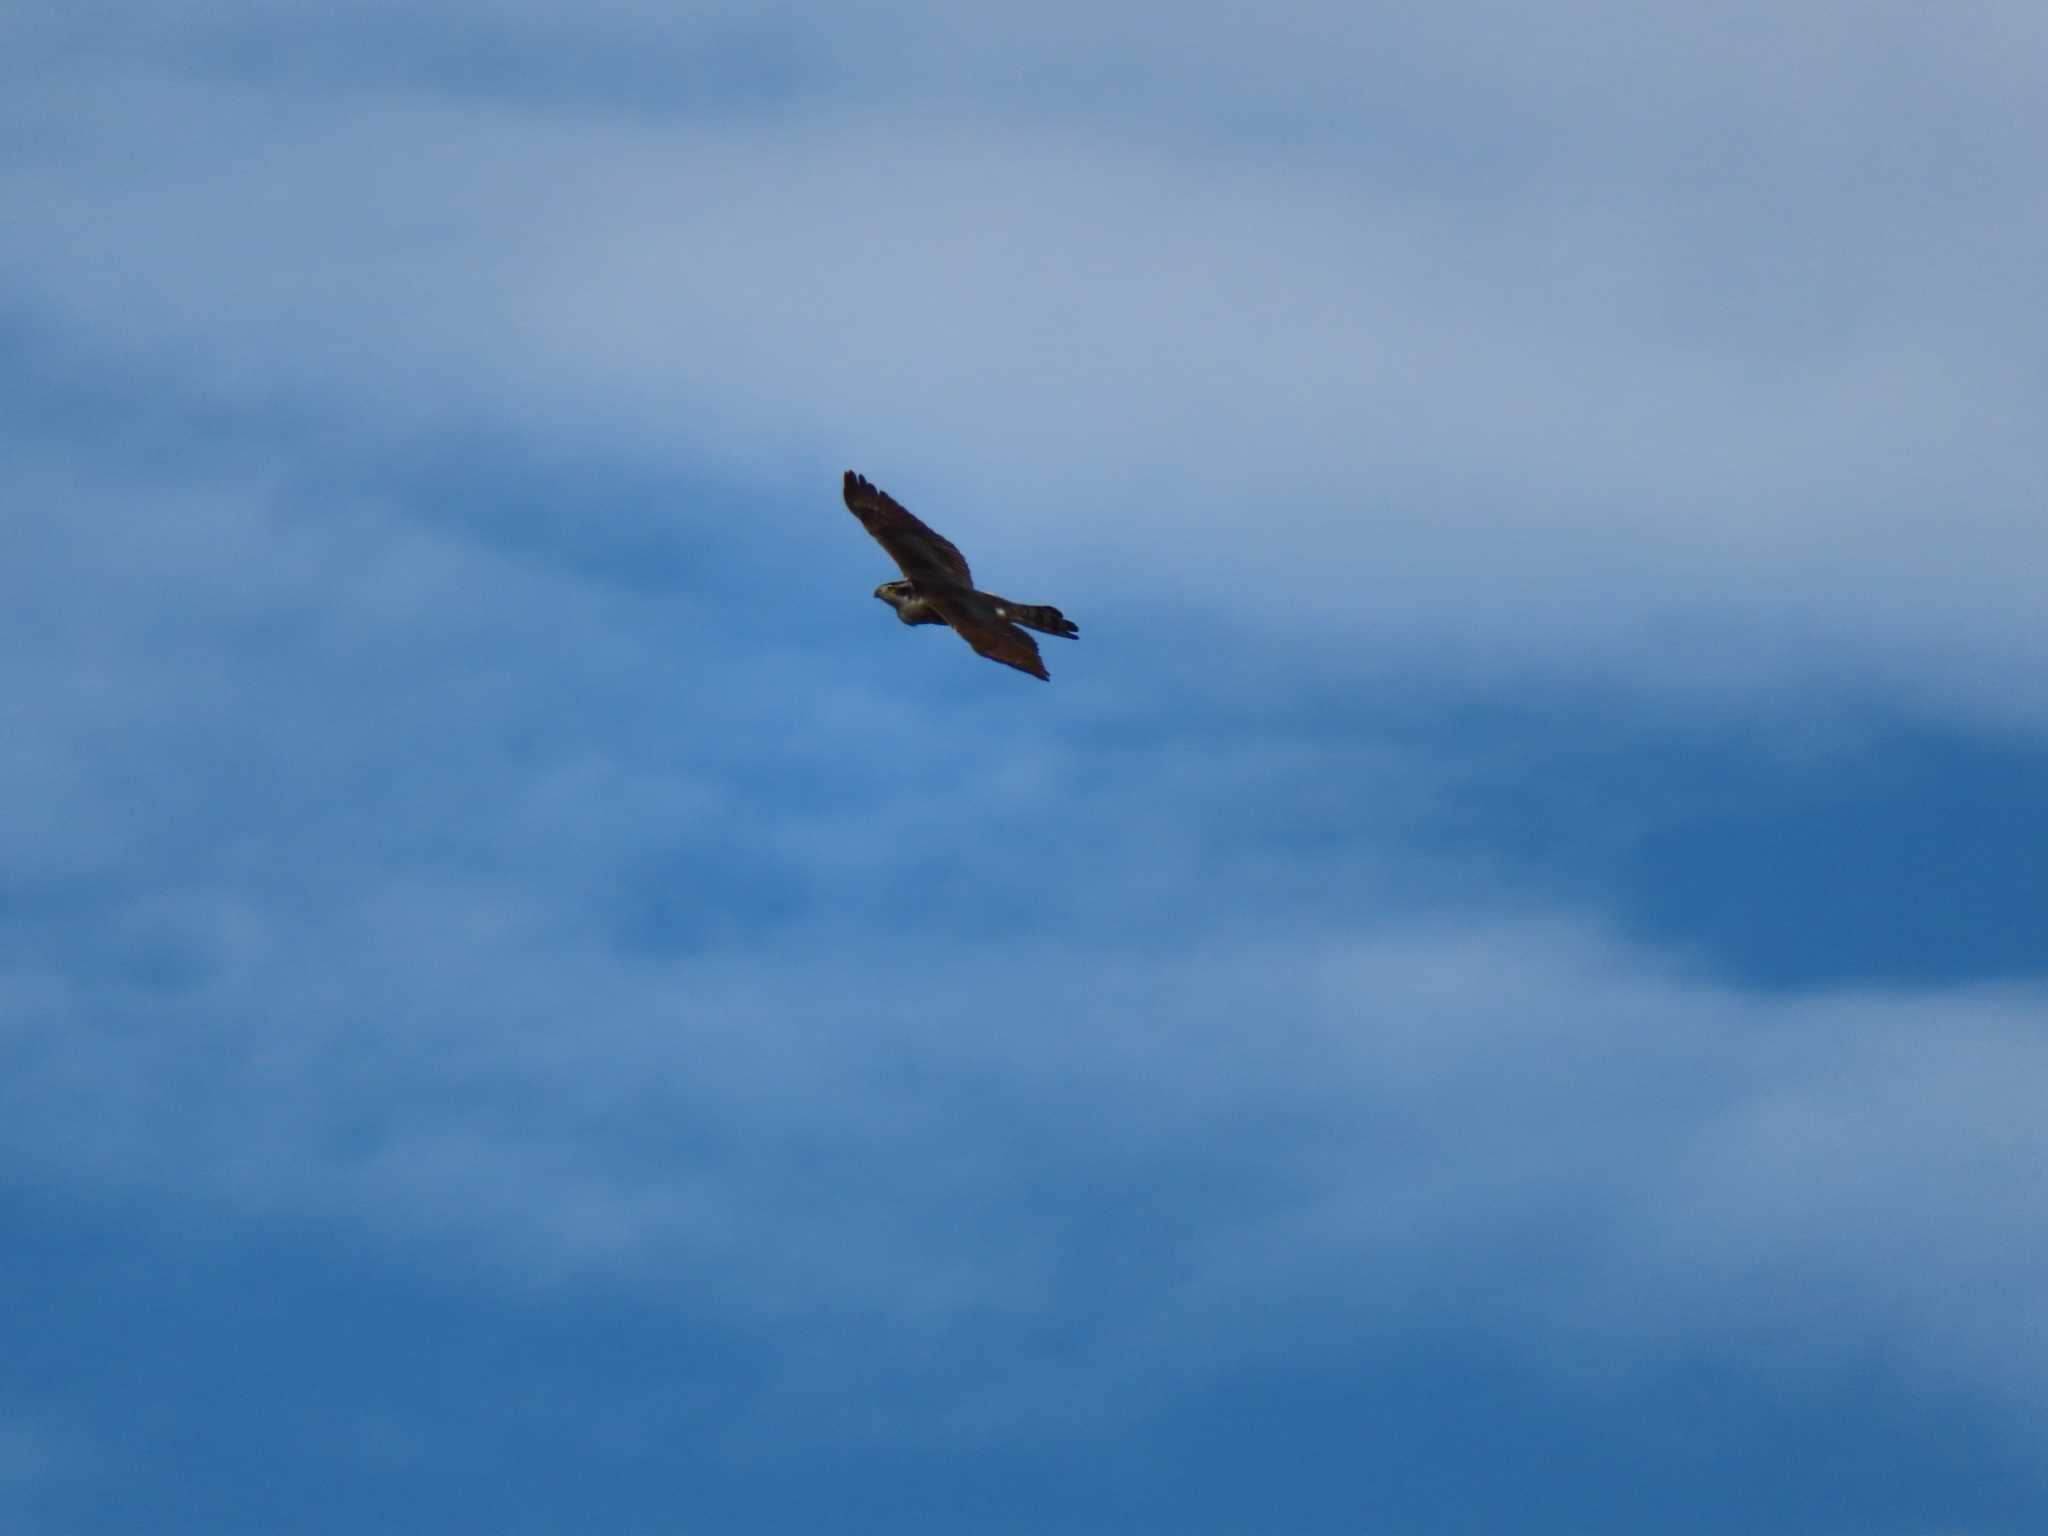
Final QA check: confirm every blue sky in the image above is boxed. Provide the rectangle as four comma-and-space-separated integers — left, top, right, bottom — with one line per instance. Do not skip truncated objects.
4, 2, 2046, 1531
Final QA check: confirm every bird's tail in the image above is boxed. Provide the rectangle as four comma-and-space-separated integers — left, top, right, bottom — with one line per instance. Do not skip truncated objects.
988, 596, 1079, 639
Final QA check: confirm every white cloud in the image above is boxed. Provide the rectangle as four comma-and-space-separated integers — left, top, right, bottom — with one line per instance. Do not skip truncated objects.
4, 3, 2044, 731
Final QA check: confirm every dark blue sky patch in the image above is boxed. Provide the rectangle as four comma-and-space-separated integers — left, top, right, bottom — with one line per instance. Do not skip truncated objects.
1425, 709, 2048, 991
1613, 722, 2048, 989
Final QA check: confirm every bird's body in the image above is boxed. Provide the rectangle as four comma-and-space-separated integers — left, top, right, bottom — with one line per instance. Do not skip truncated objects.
873, 580, 947, 627
843, 471, 1078, 680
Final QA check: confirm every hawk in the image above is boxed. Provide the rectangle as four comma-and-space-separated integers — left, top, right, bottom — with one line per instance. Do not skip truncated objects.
842, 470, 1079, 681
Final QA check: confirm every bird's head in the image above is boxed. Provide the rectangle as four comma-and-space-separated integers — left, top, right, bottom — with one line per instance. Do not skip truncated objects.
873, 580, 913, 608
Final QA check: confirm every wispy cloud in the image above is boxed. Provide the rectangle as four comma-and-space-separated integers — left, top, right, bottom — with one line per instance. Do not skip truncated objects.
6, 1, 2043, 730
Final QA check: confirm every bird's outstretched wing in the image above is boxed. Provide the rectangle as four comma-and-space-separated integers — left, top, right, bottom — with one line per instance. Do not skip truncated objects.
843, 471, 973, 586
923, 590, 1051, 681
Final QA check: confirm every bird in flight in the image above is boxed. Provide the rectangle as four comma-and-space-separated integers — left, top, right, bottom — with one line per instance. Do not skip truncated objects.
842, 470, 1079, 681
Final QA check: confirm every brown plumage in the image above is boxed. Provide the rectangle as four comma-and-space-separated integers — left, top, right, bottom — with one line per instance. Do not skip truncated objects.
843, 470, 1079, 681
